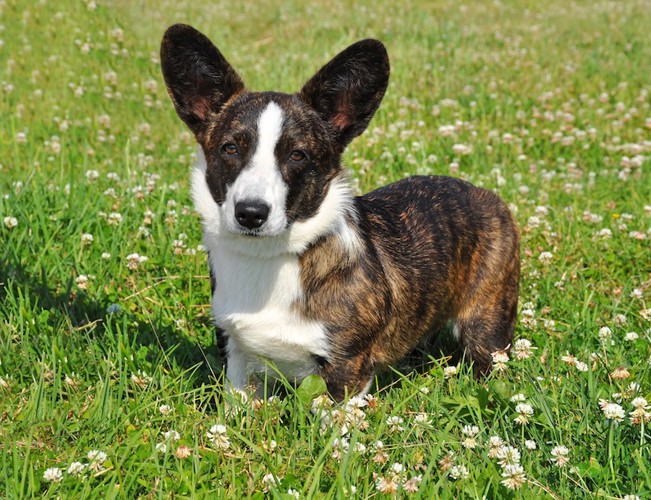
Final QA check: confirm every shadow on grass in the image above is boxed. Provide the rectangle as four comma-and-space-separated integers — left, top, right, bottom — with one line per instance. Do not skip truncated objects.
374, 329, 467, 393
0, 258, 221, 387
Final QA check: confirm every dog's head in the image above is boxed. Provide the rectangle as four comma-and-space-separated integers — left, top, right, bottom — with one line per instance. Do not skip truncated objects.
160, 25, 389, 256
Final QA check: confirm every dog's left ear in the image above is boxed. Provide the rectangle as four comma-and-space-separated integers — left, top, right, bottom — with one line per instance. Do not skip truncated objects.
299, 39, 390, 150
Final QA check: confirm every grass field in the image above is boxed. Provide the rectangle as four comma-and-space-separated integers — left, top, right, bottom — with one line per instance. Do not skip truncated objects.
1, 0, 650, 497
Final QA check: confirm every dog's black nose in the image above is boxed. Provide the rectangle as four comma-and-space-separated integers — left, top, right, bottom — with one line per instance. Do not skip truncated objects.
234, 200, 270, 229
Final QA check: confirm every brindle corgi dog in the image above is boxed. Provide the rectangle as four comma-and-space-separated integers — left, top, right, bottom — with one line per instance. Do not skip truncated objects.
160, 25, 520, 401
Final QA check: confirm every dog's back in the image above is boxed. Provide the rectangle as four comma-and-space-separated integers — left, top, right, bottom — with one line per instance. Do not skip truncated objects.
298, 176, 519, 398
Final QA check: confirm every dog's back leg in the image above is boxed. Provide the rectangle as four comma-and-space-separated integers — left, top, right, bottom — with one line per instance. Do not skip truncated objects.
452, 258, 520, 376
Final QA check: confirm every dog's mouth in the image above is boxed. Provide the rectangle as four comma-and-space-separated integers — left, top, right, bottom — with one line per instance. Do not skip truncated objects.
232, 228, 263, 238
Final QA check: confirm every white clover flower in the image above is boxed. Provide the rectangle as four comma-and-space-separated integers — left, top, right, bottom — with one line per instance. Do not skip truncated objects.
97, 114, 111, 129
87, 450, 108, 472
43, 467, 63, 482
510, 393, 527, 403
526, 215, 541, 229
376, 475, 398, 493
452, 143, 473, 156
3, 216, 18, 229
75, 275, 89, 290
491, 349, 509, 371
513, 338, 536, 359
628, 382, 641, 395
111, 27, 124, 42
461, 425, 480, 449
524, 440, 537, 450
352, 442, 366, 453
130, 370, 152, 388
345, 396, 367, 411
625, 332, 639, 341
414, 412, 432, 426
443, 366, 458, 378
67, 461, 86, 477
390, 462, 404, 475
550, 445, 569, 467
85, 169, 100, 181
156, 442, 168, 453
386, 415, 404, 433
163, 430, 180, 442
64, 373, 80, 389
448, 464, 469, 480
371, 440, 389, 465
403, 474, 422, 493
207, 424, 230, 450
614, 314, 627, 325
87, 450, 107, 461
263, 440, 277, 453
593, 228, 612, 239
159, 404, 172, 415
126, 253, 148, 270
629, 397, 651, 425
311, 394, 334, 412
599, 399, 626, 422
262, 472, 281, 489
497, 446, 521, 467
461, 424, 479, 437
598, 326, 612, 342
107, 212, 122, 225
501, 464, 527, 490
561, 352, 577, 365
538, 251, 553, 264
487, 436, 504, 458
81, 233, 94, 245
144, 79, 158, 93
575, 361, 589, 372
438, 124, 456, 137
514, 403, 534, 425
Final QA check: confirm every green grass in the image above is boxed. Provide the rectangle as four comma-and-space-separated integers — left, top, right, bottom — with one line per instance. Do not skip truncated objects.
1, 0, 650, 497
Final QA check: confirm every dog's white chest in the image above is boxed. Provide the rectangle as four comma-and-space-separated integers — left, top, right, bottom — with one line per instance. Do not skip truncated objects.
209, 244, 330, 379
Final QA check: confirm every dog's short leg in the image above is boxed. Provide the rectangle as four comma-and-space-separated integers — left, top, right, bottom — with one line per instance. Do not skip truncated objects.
453, 271, 519, 376
320, 355, 375, 402
224, 337, 249, 390
216, 326, 227, 363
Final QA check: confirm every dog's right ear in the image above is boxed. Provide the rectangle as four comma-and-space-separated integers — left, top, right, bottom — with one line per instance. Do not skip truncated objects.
160, 24, 244, 140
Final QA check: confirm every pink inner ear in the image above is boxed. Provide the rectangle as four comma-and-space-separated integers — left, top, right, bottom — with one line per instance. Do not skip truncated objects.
332, 94, 352, 131
191, 96, 212, 121
332, 112, 350, 130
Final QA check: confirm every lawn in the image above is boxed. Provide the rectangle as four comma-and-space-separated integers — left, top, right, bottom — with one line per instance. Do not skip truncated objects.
1, 0, 650, 497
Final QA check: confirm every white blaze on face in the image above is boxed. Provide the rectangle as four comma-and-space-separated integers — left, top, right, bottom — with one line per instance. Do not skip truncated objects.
225, 101, 288, 235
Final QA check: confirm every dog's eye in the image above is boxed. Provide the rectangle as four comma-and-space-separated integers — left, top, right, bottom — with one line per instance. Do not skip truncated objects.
222, 143, 238, 156
289, 150, 306, 162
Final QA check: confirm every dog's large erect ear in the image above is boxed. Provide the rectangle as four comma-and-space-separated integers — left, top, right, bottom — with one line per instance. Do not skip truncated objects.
299, 39, 389, 149
160, 24, 244, 139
